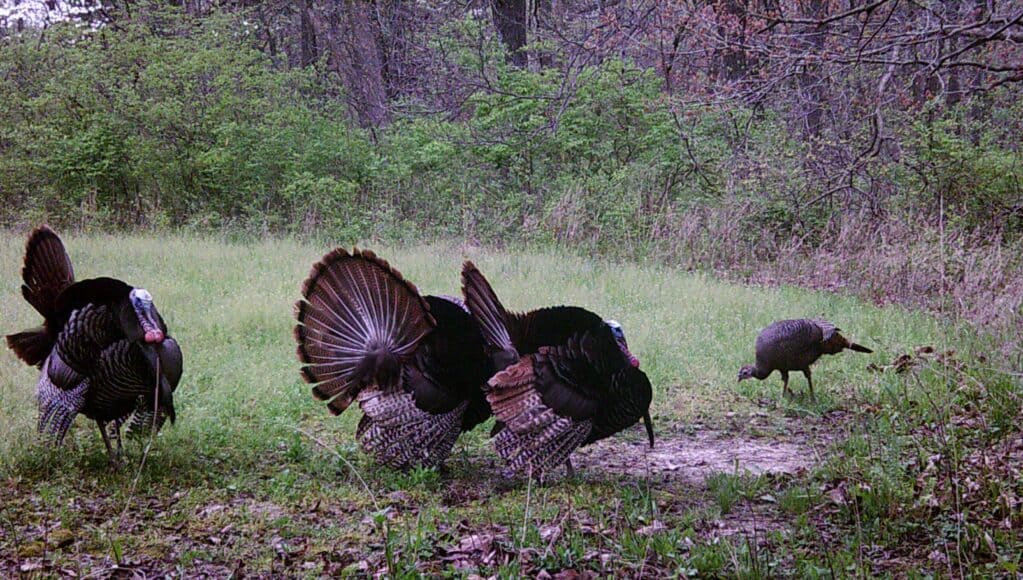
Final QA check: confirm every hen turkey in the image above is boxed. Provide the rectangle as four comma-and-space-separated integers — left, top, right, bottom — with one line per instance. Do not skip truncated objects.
737, 318, 872, 399
461, 262, 654, 478
5, 226, 183, 464
294, 248, 493, 470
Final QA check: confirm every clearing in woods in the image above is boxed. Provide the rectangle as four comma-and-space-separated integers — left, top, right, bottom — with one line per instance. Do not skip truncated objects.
0, 233, 1015, 576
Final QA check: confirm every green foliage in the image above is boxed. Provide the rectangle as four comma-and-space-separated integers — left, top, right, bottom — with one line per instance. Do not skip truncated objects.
0, 7, 726, 247
0, 6, 375, 233
3, 5, 1019, 253
905, 107, 1023, 233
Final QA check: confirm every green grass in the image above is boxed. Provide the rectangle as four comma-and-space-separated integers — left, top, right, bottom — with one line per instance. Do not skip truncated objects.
0, 232, 1019, 576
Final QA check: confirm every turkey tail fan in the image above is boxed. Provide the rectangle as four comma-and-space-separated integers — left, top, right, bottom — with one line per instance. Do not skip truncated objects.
461, 261, 519, 369
6, 327, 52, 367
20, 225, 75, 321
849, 342, 873, 354
295, 248, 435, 415
6, 226, 75, 366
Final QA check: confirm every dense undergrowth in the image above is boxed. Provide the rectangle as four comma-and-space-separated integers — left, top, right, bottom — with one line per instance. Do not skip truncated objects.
2, 6, 1021, 351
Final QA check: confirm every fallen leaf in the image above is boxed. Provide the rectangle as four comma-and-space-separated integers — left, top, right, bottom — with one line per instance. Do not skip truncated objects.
636, 520, 666, 536
18, 541, 45, 558
827, 486, 846, 505
48, 527, 74, 548
539, 523, 562, 543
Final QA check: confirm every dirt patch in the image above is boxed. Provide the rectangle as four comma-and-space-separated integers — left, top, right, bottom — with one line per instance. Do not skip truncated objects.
574, 430, 825, 483
707, 505, 791, 539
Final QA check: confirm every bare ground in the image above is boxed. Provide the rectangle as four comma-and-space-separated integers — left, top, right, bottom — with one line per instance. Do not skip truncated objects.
574, 429, 824, 483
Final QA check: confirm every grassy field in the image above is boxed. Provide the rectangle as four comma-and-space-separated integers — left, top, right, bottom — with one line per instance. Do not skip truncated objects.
1, 232, 1019, 577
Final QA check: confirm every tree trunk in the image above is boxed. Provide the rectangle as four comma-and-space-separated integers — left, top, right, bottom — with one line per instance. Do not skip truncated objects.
492, 0, 527, 67
299, 0, 318, 67
308, 0, 390, 127
533, 0, 554, 68
375, 0, 414, 99
717, 0, 749, 81
347, 2, 389, 126
798, 0, 827, 137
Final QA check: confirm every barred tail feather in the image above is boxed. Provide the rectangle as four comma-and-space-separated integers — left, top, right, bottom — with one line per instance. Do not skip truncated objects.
355, 389, 467, 469
493, 416, 590, 475
21, 225, 75, 321
122, 407, 171, 438
295, 248, 434, 415
485, 357, 592, 476
6, 328, 53, 367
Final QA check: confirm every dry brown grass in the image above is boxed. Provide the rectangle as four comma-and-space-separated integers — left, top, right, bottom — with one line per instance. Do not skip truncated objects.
646, 209, 1023, 362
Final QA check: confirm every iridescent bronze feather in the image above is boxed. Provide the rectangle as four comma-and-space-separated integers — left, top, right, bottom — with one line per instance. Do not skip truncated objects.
461, 262, 654, 478
294, 249, 493, 470
5, 226, 182, 464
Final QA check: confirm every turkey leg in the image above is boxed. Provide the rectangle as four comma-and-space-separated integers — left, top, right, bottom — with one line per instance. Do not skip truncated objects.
96, 421, 121, 467
802, 369, 814, 400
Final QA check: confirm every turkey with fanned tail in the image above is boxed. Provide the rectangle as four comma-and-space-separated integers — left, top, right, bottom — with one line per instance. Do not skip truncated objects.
294, 248, 493, 470
5, 226, 183, 465
461, 262, 654, 478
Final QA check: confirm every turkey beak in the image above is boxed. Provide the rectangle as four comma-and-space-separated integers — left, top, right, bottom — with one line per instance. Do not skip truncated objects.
642, 412, 655, 448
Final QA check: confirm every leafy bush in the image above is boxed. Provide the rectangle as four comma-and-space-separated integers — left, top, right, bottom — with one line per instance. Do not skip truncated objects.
0, 6, 374, 233
0, 6, 1020, 292
905, 111, 1023, 234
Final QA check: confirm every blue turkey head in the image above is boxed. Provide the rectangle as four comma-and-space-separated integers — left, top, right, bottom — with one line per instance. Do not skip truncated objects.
606, 319, 639, 368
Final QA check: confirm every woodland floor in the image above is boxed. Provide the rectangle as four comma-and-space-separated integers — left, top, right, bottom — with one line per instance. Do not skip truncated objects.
1, 415, 839, 577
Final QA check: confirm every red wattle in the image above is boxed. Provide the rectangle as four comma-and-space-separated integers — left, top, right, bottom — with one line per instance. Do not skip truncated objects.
144, 329, 165, 343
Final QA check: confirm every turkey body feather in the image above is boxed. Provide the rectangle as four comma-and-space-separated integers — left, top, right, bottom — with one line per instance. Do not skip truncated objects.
5, 226, 183, 463
461, 261, 654, 477
294, 248, 493, 470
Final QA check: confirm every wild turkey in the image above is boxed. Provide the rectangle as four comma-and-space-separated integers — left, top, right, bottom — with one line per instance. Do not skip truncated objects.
737, 319, 872, 399
5, 226, 183, 464
461, 262, 654, 478
294, 248, 493, 470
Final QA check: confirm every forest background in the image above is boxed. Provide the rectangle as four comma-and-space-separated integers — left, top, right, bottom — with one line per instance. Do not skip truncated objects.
1, 0, 1021, 351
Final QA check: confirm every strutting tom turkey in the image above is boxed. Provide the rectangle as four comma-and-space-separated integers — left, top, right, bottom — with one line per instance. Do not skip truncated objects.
294, 248, 493, 470
5, 226, 183, 464
737, 319, 872, 399
461, 261, 654, 478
